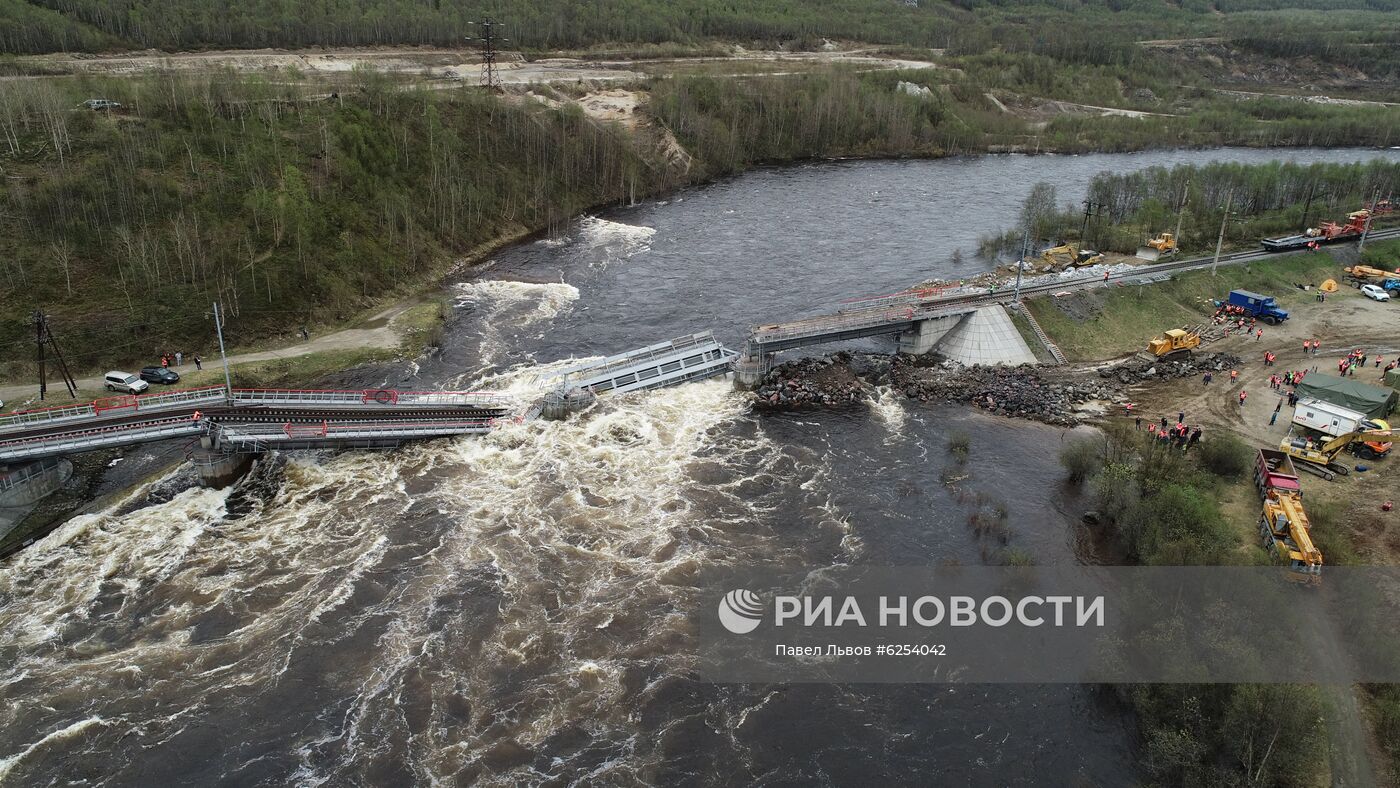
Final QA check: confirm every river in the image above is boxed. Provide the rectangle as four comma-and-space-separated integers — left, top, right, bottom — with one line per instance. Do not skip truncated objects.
2, 147, 1397, 785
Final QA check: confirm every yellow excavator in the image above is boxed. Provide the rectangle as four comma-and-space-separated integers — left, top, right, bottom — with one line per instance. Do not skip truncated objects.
1260, 489, 1322, 578
1147, 327, 1201, 359
1136, 232, 1178, 261
1041, 243, 1104, 271
1279, 422, 1395, 480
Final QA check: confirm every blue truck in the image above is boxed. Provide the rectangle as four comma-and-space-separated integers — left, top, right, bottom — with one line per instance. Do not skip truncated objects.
1225, 290, 1290, 324
1382, 278, 1400, 295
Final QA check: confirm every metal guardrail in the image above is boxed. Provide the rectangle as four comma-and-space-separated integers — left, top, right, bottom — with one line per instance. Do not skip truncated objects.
0, 459, 58, 492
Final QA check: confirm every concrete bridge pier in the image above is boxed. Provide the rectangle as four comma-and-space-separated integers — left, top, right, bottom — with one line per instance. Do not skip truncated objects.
191, 438, 258, 489
897, 315, 962, 355
733, 351, 772, 390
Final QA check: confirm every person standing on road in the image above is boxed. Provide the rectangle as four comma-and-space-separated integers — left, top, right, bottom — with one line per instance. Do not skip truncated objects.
194, 355, 203, 371
1239, 390, 1247, 407
175, 351, 183, 367
1203, 371, 1213, 386
1230, 369, 1239, 383
1270, 400, 1281, 426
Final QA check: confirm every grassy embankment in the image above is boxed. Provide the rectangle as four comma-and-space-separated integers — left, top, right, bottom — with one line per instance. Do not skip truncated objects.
1024, 253, 1340, 361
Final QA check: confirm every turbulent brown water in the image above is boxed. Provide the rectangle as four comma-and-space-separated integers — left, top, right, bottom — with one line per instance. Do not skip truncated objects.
3, 149, 1397, 785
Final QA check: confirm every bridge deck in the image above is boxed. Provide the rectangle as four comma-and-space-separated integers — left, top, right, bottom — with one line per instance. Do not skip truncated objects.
0, 387, 514, 464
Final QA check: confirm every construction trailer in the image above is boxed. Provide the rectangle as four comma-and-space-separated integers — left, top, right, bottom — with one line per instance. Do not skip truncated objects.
1292, 398, 1376, 438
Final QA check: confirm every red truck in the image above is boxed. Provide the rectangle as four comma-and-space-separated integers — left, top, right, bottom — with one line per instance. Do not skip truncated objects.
1255, 448, 1302, 497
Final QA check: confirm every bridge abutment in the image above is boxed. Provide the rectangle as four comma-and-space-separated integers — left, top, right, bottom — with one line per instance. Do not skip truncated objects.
897, 315, 963, 355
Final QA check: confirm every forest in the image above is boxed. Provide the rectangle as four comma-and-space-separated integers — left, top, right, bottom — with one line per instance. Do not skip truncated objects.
984, 159, 1400, 258
3, 63, 1399, 376
3, 0, 1399, 57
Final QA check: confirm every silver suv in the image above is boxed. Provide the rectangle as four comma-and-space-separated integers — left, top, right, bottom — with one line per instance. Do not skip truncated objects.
104, 371, 149, 394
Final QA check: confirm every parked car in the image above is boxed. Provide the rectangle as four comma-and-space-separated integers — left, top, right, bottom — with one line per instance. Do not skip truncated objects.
1361, 284, 1392, 302
81, 99, 122, 111
139, 366, 180, 385
103, 371, 149, 394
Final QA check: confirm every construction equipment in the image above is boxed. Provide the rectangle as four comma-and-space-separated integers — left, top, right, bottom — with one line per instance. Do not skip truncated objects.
1040, 243, 1103, 271
1262, 209, 1371, 251
1260, 489, 1323, 577
1344, 264, 1397, 286
1319, 279, 1339, 293
1136, 232, 1178, 261
1255, 448, 1303, 498
1254, 449, 1321, 577
1146, 328, 1201, 359
1279, 422, 1395, 478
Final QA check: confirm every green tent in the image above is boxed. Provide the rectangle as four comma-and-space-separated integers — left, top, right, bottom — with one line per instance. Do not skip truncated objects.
1387, 367, 1400, 392
1295, 373, 1397, 419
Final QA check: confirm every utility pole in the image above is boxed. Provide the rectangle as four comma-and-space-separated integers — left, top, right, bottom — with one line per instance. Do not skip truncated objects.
1211, 191, 1234, 277
1358, 188, 1381, 254
212, 302, 233, 399
468, 18, 507, 90
1172, 186, 1188, 253
1080, 200, 1104, 248
32, 311, 77, 400
1300, 180, 1318, 230
1013, 232, 1029, 301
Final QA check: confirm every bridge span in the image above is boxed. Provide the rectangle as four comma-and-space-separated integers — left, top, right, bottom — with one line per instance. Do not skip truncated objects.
0, 386, 511, 473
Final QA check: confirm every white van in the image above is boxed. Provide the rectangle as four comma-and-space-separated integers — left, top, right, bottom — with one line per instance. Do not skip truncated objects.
1292, 398, 1374, 437
104, 371, 149, 394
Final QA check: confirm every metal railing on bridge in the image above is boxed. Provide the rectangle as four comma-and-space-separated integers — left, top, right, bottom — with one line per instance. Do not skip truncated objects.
214, 418, 496, 448
0, 415, 203, 463
227, 388, 510, 408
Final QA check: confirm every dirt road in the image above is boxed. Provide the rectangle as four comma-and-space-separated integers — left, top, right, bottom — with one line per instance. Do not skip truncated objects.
0, 302, 416, 410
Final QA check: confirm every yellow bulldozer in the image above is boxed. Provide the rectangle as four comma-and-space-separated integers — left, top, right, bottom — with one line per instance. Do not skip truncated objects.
1040, 243, 1104, 272
1136, 232, 1178, 261
1146, 328, 1202, 359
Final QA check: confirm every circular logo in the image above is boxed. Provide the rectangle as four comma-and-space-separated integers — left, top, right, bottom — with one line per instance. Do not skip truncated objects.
718, 589, 764, 634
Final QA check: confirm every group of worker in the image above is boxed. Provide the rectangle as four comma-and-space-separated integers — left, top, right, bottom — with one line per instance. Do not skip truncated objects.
1124, 405, 1203, 450
159, 350, 203, 371
1338, 349, 1373, 377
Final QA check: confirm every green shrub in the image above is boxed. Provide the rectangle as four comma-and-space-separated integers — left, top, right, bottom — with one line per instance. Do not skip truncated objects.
1060, 435, 1103, 484
1197, 432, 1254, 479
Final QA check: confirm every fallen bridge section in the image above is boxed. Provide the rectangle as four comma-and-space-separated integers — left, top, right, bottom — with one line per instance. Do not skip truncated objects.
542, 331, 738, 396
